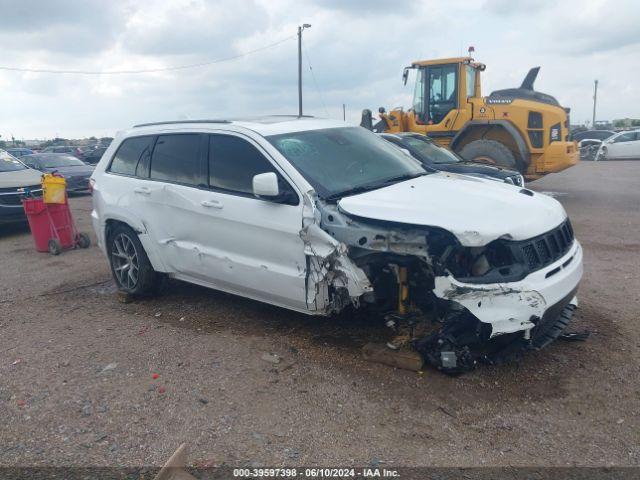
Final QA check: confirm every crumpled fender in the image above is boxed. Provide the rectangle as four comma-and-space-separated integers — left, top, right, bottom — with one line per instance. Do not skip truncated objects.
299, 223, 372, 311
298, 191, 372, 312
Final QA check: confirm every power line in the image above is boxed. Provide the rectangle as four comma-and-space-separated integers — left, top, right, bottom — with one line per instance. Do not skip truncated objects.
302, 45, 330, 117
0, 34, 296, 75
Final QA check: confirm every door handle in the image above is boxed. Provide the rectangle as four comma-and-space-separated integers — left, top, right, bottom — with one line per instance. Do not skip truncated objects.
201, 199, 223, 209
133, 186, 151, 195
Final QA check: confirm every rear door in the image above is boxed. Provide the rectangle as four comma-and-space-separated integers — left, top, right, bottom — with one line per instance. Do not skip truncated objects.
182, 132, 308, 311
100, 134, 158, 241
627, 131, 640, 159
138, 133, 209, 275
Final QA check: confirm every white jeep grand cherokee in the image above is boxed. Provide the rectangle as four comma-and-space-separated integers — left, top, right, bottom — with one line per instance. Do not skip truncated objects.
91, 117, 582, 373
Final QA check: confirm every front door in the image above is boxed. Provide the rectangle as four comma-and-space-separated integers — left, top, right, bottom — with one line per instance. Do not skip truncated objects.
185, 132, 308, 311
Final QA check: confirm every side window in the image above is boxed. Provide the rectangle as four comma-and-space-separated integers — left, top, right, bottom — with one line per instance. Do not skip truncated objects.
465, 66, 475, 98
109, 136, 155, 176
150, 134, 203, 186
209, 134, 281, 195
412, 69, 426, 121
386, 137, 410, 154
613, 133, 634, 143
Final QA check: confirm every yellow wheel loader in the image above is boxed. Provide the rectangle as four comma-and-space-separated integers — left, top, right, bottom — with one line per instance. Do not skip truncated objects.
361, 57, 578, 179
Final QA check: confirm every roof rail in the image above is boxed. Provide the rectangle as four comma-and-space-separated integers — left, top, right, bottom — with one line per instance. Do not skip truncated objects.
133, 119, 231, 128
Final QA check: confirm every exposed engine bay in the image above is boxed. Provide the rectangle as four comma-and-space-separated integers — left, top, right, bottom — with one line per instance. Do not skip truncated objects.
300, 193, 581, 374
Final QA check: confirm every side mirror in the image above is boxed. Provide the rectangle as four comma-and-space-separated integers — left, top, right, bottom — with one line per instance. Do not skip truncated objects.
402, 67, 409, 85
252, 172, 279, 198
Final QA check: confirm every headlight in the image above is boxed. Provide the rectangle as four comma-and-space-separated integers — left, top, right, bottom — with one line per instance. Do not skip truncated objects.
443, 240, 525, 284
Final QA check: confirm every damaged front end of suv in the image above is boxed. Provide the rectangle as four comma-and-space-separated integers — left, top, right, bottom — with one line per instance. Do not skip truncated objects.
299, 181, 582, 374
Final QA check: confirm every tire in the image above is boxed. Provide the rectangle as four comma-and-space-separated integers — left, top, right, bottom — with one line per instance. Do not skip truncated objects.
458, 139, 519, 171
77, 233, 91, 249
48, 239, 62, 256
107, 224, 159, 295
531, 304, 576, 350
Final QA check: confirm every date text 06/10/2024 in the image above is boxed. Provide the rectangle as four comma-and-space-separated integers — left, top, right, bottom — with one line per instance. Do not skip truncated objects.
232, 468, 400, 478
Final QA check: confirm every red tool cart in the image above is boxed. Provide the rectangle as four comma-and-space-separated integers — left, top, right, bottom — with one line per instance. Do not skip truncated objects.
22, 174, 91, 255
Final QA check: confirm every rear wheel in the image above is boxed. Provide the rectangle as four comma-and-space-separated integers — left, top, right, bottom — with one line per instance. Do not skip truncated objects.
458, 139, 519, 171
108, 224, 159, 295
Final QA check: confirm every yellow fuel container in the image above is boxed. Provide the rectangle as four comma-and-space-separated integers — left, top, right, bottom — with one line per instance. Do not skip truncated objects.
42, 174, 67, 204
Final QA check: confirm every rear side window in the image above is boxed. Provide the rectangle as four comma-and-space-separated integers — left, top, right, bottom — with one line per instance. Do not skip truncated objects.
110, 136, 156, 176
613, 132, 635, 143
208, 135, 277, 194
150, 134, 202, 186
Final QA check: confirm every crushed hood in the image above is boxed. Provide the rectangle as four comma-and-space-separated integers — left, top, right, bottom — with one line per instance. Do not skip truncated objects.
337, 172, 566, 246
0, 168, 42, 189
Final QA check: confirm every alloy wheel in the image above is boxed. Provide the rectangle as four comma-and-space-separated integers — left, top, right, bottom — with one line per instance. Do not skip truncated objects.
111, 233, 139, 289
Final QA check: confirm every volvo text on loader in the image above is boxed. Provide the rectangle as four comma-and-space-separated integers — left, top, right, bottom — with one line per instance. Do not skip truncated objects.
361, 56, 578, 179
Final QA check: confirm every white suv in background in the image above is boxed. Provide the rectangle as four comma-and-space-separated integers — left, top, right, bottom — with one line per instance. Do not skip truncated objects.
91, 117, 582, 373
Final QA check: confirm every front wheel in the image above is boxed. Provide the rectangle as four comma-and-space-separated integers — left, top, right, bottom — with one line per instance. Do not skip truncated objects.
458, 139, 520, 172
108, 224, 159, 295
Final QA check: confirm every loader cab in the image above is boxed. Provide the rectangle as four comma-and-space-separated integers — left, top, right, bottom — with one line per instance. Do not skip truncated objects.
414, 64, 457, 124
404, 57, 483, 136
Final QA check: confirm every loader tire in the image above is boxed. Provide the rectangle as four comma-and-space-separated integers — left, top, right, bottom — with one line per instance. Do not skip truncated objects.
458, 139, 519, 171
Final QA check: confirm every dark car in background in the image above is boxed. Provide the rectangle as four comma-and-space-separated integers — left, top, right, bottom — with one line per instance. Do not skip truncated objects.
5, 148, 34, 158
0, 150, 42, 225
41, 145, 85, 162
82, 146, 107, 165
380, 133, 525, 186
21, 153, 94, 193
572, 130, 616, 143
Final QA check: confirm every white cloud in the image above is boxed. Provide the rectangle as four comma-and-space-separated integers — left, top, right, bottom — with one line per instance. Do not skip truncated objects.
0, 0, 638, 139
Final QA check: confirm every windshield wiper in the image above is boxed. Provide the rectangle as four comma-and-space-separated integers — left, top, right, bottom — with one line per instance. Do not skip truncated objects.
376, 171, 427, 186
326, 172, 427, 201
326, 184, 378, 201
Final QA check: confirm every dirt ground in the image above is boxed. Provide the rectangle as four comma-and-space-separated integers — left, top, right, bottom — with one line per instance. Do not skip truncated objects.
1, 161, 639, 469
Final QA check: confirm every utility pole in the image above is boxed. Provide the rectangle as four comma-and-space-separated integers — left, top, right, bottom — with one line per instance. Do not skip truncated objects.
343, 104, 346, 121
298, 24, 311, 117
592, 79, 598, 127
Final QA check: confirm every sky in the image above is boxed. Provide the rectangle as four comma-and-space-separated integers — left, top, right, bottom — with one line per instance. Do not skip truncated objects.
0, 0, 639, 140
